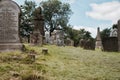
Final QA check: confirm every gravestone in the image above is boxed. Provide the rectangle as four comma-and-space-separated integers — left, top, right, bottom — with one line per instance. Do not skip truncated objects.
102, 37, 118, 52
30, 7, 44, 46
110, 27, 117, 37
83, 39, 95, 50
95, 27, 103, 49
0, 0, 23, 51
65, 38, 74, 46
79, 39, 86, 47
56, 30, 64, 46
118, 20, 120, 51
50, 31, 57, 45
50, 28, 64, 46
45, 31, 50, 43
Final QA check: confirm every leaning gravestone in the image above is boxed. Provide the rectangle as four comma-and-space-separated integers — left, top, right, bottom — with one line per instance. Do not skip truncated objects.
0, 0, 23, 51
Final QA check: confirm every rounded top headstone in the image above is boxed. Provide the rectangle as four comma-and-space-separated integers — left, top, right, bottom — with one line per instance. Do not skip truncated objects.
0, 0, 20, 14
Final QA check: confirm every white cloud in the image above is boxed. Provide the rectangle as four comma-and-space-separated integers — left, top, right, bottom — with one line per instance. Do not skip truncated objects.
73, 24, 111, 38
86, 1, 120, 24
73, 25, 97, 38
62, 0, 76, 4
67, 0, 76, 4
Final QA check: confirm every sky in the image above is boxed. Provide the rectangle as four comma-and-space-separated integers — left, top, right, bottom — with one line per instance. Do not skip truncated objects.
13, 0, 120, 37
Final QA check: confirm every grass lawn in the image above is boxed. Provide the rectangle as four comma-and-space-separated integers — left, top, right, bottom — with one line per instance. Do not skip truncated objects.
0, 45, 120, 80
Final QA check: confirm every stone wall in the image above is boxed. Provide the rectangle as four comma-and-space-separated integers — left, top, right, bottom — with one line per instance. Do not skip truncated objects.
102, 37, 118, 52
79, 39, 95, 50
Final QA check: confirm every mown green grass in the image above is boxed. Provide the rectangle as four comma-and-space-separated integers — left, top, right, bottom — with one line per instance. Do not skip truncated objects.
0, 45, 120, 80
41, 45, 120, 80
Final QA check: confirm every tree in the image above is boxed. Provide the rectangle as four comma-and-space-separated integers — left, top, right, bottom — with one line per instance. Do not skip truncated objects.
83, 31, 92, 40
64, 26, 93, 46
20, 0, 36, 42
79, 29, 86, 39
112, 24, 117, 29
40, 0, 72, 35
100, 28, 111, 39
79, 29, 92, 40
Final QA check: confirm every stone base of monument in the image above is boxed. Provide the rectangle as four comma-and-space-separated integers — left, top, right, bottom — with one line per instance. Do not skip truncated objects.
0, 43, 23, 52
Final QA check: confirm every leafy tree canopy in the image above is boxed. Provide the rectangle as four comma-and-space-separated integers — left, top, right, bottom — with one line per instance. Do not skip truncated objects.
100, 28, 111, 39
20, 0, 36, 38
40, 0, 72, 35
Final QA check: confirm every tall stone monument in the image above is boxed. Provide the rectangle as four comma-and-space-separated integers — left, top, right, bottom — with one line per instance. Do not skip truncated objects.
30, 7, 44, 46
0, 0, 23, 51
118, 20, 120, 51
95, 27, 103, 49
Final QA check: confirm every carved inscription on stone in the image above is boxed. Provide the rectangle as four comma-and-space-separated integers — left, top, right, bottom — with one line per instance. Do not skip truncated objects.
0, 8, 18, 42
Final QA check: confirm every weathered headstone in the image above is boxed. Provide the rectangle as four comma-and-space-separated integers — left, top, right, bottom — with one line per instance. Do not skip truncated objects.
83, 39, 95, 50
50, 29, 65, 46
45, 31, 50, 43
0, 0, 23, 51
30, 7, 44, 46
110, 27, 117, 37
95, 27, 103, 49
102, 37, 118, 52
79, 39, 86, 47
118, 20, 120, 51
56, 30, 64, 46
50, 31, 57, 45
65, 38, 74, 46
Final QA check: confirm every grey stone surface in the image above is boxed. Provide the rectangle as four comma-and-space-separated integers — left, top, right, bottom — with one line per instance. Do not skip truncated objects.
30, 7, 44, 46
45, 31, 50, 43
110, 28, 117, 37
118, 20, 120, 51
65, 38, 74, 46
95, 27, 103, 49
50, 29, 64, 46
0, 0, 23, 51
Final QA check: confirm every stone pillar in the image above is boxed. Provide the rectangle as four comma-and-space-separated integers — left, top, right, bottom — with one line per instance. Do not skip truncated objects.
95, 27, 103, 49
118, 20, 120, 51
30, 7, 44, 46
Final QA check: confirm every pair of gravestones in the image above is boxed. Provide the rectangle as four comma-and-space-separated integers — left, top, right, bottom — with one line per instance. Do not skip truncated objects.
49, 29, 64, 46
0, 0, 44, 51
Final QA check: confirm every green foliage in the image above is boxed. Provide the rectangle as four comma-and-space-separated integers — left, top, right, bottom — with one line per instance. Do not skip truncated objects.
112, 24, 118, 29
20, 0, 36, 41
64, 26, 93, 46
39, 45, 120, 80
100, 28, 111, 39
40, 0, 72, 35
79, 29, 92, 40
